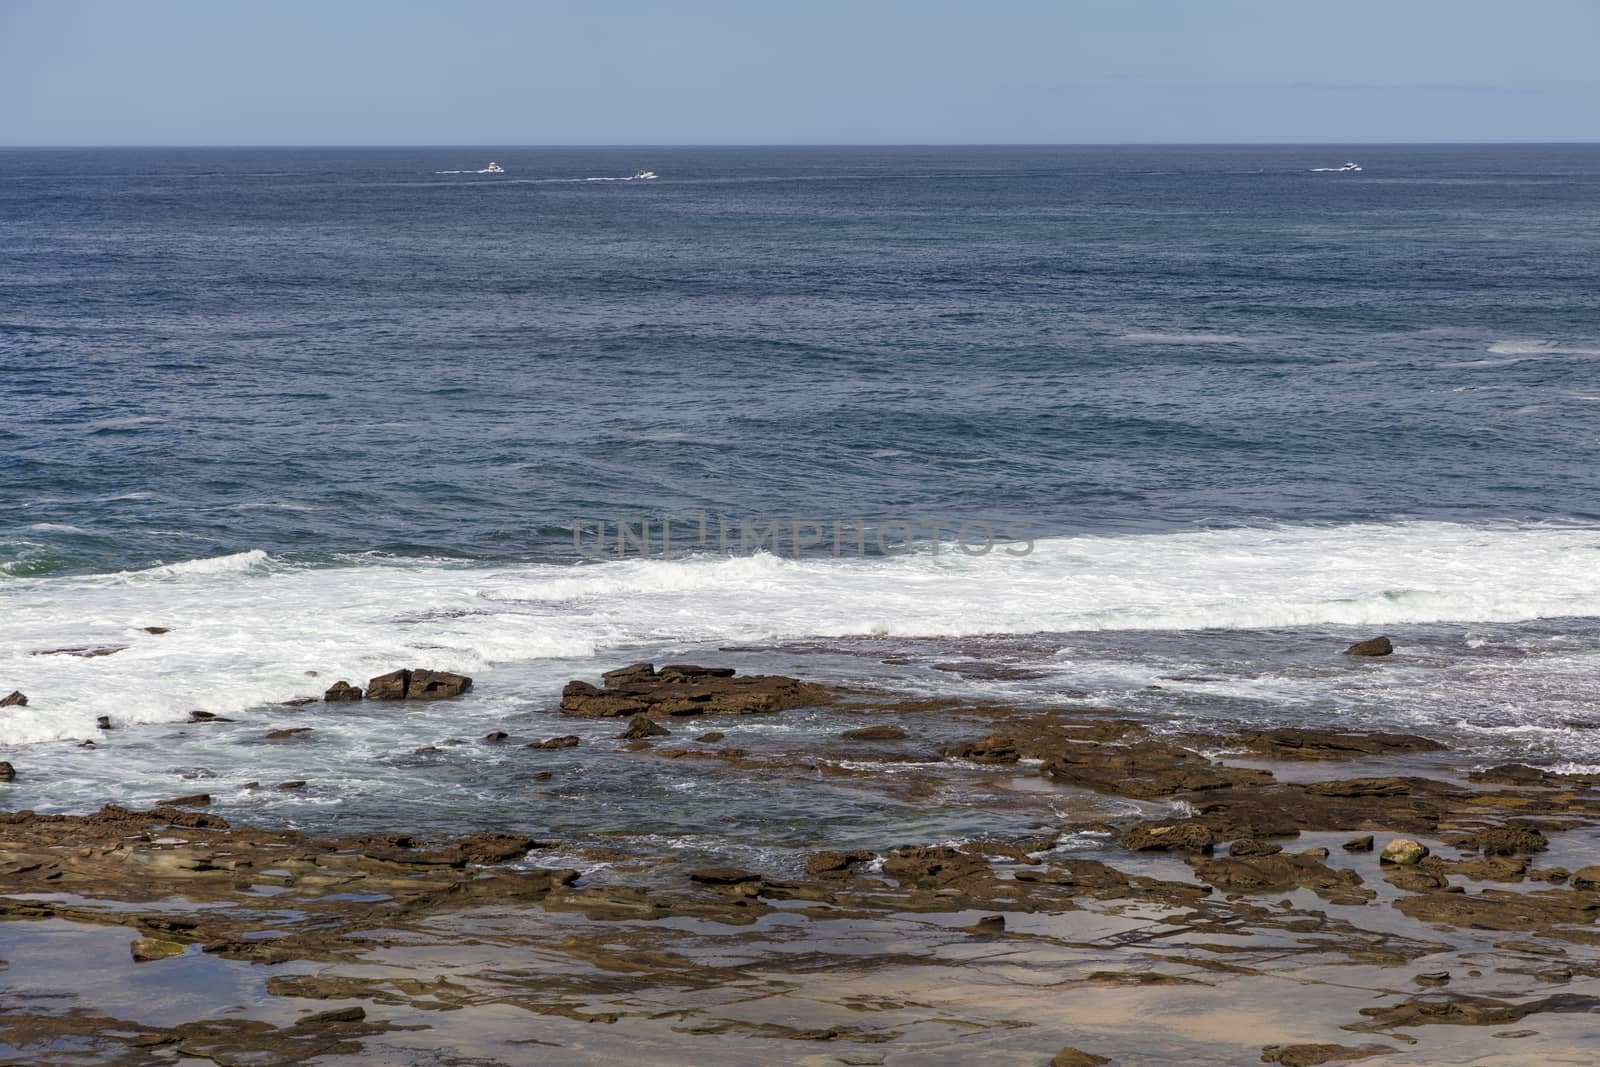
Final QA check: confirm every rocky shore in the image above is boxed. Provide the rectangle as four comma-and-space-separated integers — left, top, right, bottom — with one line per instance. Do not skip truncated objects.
4, 658, 1600, 1065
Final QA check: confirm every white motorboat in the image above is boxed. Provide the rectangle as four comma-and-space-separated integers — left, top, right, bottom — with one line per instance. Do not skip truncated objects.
629, 170, 658, 180
1311, 162, 1362, 173
483, 161, 506, 174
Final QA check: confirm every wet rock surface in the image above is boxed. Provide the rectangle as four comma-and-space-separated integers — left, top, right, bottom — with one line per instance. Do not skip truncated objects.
560, 663, 835, 718
4, 663, 1600, 1064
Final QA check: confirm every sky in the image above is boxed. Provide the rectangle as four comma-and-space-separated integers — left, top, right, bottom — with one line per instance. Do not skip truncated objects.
3, 0, 1598, 146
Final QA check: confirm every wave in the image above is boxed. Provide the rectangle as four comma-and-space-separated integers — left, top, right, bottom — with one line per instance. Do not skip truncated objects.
1487, 340, 1600, 357
3, 521, 1599, 743
1119, 332, 1253, 345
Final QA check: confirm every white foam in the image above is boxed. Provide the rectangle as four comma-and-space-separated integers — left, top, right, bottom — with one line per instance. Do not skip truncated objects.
4, 521, 1600, 744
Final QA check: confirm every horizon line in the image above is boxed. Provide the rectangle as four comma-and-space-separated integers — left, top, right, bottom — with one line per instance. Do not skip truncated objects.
3, 140, 1599, 150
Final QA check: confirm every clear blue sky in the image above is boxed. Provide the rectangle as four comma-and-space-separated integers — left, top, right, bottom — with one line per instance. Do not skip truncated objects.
4, 0, 1597, 145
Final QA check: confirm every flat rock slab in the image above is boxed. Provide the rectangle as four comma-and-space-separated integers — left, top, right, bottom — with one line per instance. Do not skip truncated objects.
561, 664, 834, 718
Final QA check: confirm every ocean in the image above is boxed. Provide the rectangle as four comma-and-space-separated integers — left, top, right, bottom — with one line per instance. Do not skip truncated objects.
3, 144, 1599, 867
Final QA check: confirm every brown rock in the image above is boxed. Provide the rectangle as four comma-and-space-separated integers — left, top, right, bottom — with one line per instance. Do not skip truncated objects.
96, 715, 112, 730
277, 780, 306, 790
365, 669, 410, 700
561, 665, 832, 718
1238, 728, 1443, 760
189, 711, 233, 723
0, 761, 14, 782
696, 731, 725, 743
529, 734, 581, 749
0, 690, 26, 707
1122, 822, 1216, 853
142, 626, 170, 634
1342, 835, 1375, 852
618, 715, 669, 740
323, 680, 363, 702
1045, 738, 1273, 798
1261, 1043, 1394, 1066
1229, 839, 1282, 857
1469, 824, 1549, 856
1052, 1049, 1110, 1067
805, 850, 875, 878
1380, 838, 1429, 865
1343, 636, 1394, 657
264, 727, 312, 740
1571, 865, 1600, 891
602, 662, 657, 687
158, 793, 211, 807
293, 1006, 366, 1027
943, 734, 1020, 763
130, 937, 185, 962
406, 669, 472, 700
842, 724, 909, 741
688, 867, 760, 885
483, 730, 508, 742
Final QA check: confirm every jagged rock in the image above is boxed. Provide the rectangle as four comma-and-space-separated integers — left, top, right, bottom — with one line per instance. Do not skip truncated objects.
0, 690, 26, 707
618, 715, 669, 740
842, 724, 908, 741
189, 711, 233, 723
1261, 1044, 1394, 1066
1354, 993, 1600, 1030
529, 734, 581, 749
1469, 824, 1549, 856
1343, 834, 1375, 852
1381, 838, 1429, 865
881, 845, 989, 887
483, 730, 508, 742
943, 734, 1020, 763
363, 667, 469, 700
406, 669, 472, 699
366, 670, 409, 700
280, 697, 316, 707
1191, 853, 1374, 904
0, 761, 14, 782
561, 665, 832, 718
805, 850, 875, 878
323, 680, 363, 702
1122, 822, 1216, 853
602, 662, 656, 687
1229, 839, 1282, 857
142, 626, 170, 634
1343, 636, 1393, 657
96, 716, 111, 730
158, 794, 211, 808
130, 937, 185, 962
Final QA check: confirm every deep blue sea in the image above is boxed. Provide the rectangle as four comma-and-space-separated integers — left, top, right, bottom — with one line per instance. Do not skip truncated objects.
2, 145, 1600, 853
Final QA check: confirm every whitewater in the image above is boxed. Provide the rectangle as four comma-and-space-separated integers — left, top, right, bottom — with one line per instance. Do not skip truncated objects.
3, 521, 1598, 746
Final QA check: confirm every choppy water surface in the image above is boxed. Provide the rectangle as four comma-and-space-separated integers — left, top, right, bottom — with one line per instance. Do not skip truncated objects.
3, 145, 1599, 862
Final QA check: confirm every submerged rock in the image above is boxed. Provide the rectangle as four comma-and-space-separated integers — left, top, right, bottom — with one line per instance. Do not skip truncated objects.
158, 793, 211, 808
1051, 1049, 1110, 1067
1238, 728, 1444, 760
841, 724, 908, 741
130, 937, 185, 962
1260, 1043, 1394, 1066
1343, 636, 1394, 657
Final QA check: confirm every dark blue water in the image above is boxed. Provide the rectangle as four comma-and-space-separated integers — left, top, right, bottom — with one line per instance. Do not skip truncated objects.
3, 144, 1599, 577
